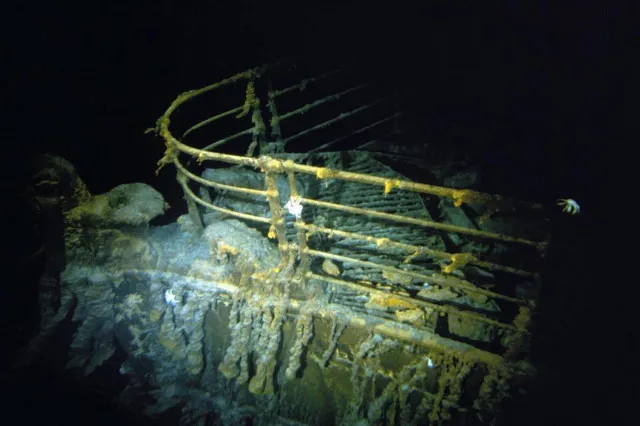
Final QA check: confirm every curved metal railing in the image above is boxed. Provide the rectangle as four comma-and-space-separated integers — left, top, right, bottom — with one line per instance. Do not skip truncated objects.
151, 64, 550, 363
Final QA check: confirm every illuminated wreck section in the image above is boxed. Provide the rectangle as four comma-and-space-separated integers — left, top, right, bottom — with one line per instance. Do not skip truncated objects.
31, 64, 549, 425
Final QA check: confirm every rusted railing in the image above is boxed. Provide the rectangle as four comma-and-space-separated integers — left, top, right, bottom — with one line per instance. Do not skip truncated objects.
151, 64, 548, 365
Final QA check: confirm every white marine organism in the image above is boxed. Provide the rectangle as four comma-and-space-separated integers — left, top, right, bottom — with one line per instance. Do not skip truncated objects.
557, 198, 580, 215
164, 289, 179, 306
425, 356, 436, 368
284, 195, 303, 218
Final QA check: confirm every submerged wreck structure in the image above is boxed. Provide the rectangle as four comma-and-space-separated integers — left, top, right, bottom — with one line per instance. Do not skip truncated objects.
26, 63, 550, 425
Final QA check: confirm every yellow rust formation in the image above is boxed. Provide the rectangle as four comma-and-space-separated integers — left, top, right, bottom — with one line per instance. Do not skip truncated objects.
443, 252, 477, 274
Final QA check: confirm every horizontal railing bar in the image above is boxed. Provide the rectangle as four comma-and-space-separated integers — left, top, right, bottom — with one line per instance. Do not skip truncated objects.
305, 271, 518, 331
270, 68, 345, 98
309, 112, 402, 153
175, 158, 268, 197
299, 196, 540, 248
170, 139, 260, 168
179, 175, 271, 224
295, 223, 536, 277
279, 83, 369, 121
201, 128, 254, 152
282, 99, 385, 144
288, 296, 511, 367
306, 249, 526, 306
183, 105, 245, 138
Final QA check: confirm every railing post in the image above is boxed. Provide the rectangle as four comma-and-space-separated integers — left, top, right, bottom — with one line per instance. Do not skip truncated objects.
266, 81, 285, 154
261, 157, 289, 265
248, 76, 268, 157
286, 168, 310, 273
